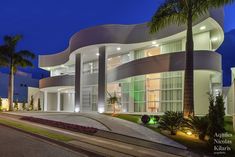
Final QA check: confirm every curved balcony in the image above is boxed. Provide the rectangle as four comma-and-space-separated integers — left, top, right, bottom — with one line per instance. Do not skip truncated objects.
40, 75, 75, 89
39, 8, 224, 68
40, 50, 221, 88
108, 50, 222, 82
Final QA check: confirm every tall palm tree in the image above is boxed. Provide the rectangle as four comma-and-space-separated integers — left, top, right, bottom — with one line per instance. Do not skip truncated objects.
148, 0, 234, 117
0, 35, 35, 111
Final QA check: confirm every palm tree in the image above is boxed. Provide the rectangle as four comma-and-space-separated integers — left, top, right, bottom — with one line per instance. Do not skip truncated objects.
148, 0, 234, 117
0, 35, 35, 111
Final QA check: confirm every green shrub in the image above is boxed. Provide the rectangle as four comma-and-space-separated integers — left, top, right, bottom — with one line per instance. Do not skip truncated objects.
29, 95, 34, 111
207, 94, 225, 145
159, 111, 184, 135
14, 100, 18, 111
184, 115, 209, 140
141, 115, 150, 124
38, 98, 41, 111
22, 101, 26, 110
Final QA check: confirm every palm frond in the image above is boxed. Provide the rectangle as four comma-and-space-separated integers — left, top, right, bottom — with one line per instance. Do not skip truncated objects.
148, 0, 187, 33
17, 50, 35, 59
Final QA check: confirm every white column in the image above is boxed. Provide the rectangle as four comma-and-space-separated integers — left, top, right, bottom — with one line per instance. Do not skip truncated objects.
57, 92, 61, 112
44, 91, 48, 111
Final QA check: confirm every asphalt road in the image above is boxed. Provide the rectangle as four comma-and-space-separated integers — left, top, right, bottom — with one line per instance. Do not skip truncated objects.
0, 125, 88, 157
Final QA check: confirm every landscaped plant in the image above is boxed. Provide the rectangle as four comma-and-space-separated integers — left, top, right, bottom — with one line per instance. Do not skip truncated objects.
22, 101, 26, 110
149, 0, 235, 117
0, 35, 35, 111
184, 115, 209, 140
207, 94, 226, 144
14, 100, 18, 111
141, 115, 150, 125
21, 116, 98, 134
158, 111, 184, 135
38, 98, 41, 111
29, 95, 34, 111
107, 92, 119, 116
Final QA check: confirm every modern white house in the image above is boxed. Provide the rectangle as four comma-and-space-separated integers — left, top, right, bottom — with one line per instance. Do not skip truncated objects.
39, 8, 226, 115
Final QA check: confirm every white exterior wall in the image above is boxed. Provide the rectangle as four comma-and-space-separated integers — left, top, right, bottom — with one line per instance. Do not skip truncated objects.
47, 93, 57, 111
61, 93, 75, 112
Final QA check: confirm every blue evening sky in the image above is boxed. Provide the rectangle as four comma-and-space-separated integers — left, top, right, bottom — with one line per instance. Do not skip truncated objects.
0, 0, 234, 80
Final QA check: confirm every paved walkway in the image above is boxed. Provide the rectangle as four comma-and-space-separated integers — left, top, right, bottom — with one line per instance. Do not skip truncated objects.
0, 124, 87, 157
7, 112, 186, 149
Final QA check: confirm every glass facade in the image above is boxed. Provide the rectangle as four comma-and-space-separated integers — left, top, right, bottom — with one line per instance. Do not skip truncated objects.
107, 71, 183, 113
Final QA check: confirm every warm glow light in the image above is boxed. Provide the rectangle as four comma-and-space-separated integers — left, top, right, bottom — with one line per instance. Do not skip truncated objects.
75, 107, 80, 113
96, 53, 100, 56
98, 107, 105, 113
200, 26, 206, 30
186, 131, 192, 136
152, 41, 157, 45
117, 47, 121, 51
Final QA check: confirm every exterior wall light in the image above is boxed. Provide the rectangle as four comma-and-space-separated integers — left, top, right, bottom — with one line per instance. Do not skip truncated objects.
96, 53, 100, 56
117, 47, 121, 51
152, 41, 157, 45
211, 37, 218, 42
200, 26, 206, 30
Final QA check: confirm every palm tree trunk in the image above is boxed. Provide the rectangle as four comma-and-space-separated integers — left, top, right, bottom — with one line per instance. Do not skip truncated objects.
8, 65, 14, 111
183, 3, 194, 117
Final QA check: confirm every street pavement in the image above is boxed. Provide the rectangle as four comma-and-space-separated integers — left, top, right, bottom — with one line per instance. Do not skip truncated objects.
0, 125, 88, 157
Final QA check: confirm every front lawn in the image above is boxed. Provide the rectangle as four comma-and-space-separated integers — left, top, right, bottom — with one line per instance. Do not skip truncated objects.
0, 118, 74, 142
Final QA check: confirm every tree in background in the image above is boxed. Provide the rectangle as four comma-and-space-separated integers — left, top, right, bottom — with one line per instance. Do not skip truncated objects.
0, 35, 35, 111
148, 0, 234, 117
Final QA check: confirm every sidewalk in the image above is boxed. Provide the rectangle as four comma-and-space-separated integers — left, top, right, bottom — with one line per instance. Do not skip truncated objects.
0, 113, 193, 157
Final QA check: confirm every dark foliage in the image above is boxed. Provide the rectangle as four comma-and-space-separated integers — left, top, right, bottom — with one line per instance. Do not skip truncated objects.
141, 115, 150, 124
21, 116, 98, 134
159, 111, 184, 135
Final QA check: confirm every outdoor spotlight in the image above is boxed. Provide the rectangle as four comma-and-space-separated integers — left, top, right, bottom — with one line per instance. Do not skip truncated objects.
75, 107, 80, 113
98, 107, 104, 113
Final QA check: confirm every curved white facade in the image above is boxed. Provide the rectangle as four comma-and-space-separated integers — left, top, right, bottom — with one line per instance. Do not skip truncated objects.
39, 8, 224, 114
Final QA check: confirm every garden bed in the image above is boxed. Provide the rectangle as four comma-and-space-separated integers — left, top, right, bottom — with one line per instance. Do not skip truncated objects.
21, 116, 98, 134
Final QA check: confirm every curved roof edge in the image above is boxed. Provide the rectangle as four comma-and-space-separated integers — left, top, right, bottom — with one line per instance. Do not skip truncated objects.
39, 8, 224, 68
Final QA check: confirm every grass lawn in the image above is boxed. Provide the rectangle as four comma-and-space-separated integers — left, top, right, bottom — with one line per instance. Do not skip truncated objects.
0, 118, 74, 142
109, 113, 235, 155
